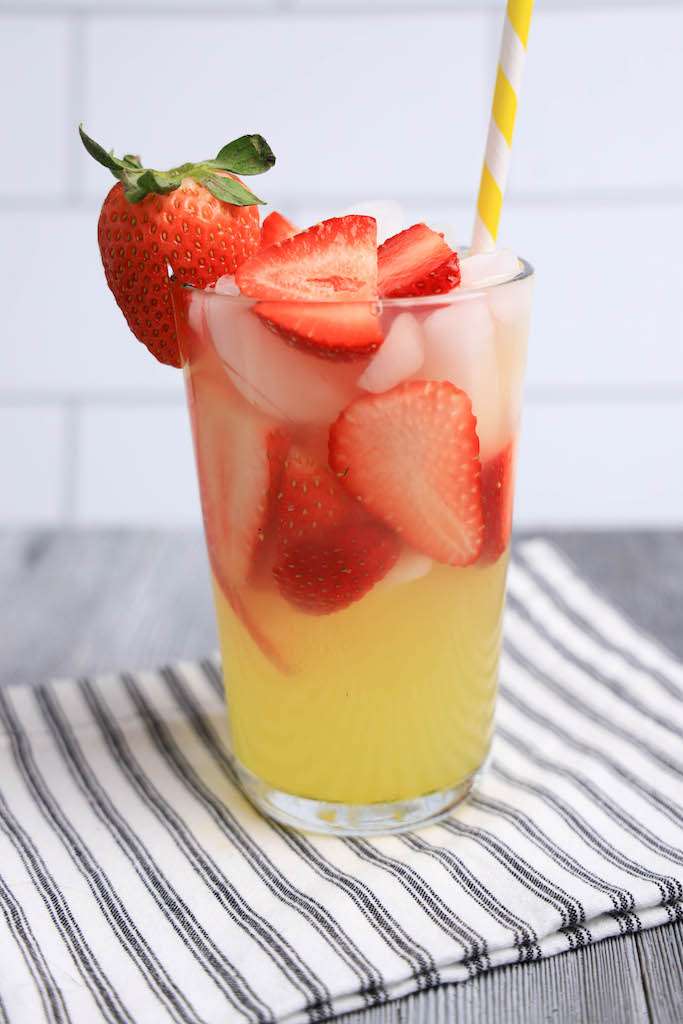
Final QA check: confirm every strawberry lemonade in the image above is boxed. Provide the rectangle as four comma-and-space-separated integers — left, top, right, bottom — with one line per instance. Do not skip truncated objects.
82, 128, 532, 833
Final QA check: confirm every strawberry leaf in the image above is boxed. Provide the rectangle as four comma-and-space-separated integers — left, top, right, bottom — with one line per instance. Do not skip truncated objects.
79, 124, 125, 180
212, 134, 276, 175
121, 179, 149, 204
201, 173, 265, 206
121, 169, 180, 203
80, 126, 274, 207
137, 169, 180, 195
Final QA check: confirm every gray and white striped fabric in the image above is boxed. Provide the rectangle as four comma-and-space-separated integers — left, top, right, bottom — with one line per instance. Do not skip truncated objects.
1, 540, 681, 1024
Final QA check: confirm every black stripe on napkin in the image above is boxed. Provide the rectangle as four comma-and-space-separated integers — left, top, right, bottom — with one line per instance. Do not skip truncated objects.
0, 871, 70, 1024
119, 672, 332, 1023
187, 662, 441, 993
0, 693, 134, 1024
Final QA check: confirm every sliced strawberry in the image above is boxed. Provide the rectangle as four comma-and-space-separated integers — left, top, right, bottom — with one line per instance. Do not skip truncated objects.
254, 300, 382, 361
275, 447, 361, 550
273, 523, 399, 615
260, 211, 299, 249
329, 380, 484, 566
378, 223, 461, 298
237, 215, 381, 360
190, 372, 288, 592
224, 586, 292, 675
237, 215, 378, 301
189, 372, 291, 668
479, 440, 516, 565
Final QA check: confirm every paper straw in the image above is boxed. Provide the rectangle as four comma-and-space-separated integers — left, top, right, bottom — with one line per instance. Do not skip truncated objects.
472, 0, 534, 251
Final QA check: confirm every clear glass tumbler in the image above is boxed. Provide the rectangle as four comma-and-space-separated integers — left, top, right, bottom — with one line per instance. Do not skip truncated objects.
170, 259, 533, 835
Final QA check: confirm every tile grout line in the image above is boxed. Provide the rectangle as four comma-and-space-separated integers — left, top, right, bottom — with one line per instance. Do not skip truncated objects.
1, 388, 683, 408
0, 1, 680, 16
65, 10, 87, 204
60, 399, 81, 524
0, 190, 681, 213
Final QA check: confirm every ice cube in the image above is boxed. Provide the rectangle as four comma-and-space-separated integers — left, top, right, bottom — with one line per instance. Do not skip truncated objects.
487, 270, 533, 438
496, 319, 529, 439
421, 297, 504, 459
359, 313, 424, 394
213, 274, 241, 296
488, 271, 533, 326
187, 289, 207, 336
342, 200, 406, 243
430, 223, 461, 251
207, 299, 363, 425
189, 275, 239, 334
459, 249, 520, 290
378, 546, 433, 588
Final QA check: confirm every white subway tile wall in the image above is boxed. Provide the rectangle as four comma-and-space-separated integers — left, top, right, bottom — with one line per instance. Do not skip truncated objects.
0, 17, 70, 197
509, 7, 683, 193
1, 211, 184, 395
1, 1, 681, 527
77, 404, 198, 524
82, 13, 492, 204
0, 406, 67, 523
517, 400, 683, 527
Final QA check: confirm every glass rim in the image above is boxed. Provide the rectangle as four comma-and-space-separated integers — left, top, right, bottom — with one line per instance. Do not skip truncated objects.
173, 256, 534, 308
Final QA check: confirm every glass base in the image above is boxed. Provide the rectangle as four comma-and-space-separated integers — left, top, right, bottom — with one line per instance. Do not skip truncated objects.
233, 757, 486, 836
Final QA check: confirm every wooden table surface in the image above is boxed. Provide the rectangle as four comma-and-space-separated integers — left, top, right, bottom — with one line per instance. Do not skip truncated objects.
2, 528, 682, 1024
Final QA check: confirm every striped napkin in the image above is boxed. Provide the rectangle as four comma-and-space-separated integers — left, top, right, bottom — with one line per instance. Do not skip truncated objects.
1, 540, 681, 1024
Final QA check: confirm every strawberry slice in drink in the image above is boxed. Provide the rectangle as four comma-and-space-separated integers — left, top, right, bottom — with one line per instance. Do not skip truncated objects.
275, 447, 362, 550
222, 587, 292, 675
329, 380, 484, 566
236, 215, 383, 360
260, 211, 299, 249
479, 440, 516, 565
271, 447, 400, 614
238, 215, 377, 301
378, 223, 461, 298
253, 301, 381, 361
189, 369, 291, 667
273, 523, 400, 615
192, 376, 288, 588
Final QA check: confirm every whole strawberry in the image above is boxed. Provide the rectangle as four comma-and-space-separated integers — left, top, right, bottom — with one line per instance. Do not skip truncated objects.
80, 126, 275, 367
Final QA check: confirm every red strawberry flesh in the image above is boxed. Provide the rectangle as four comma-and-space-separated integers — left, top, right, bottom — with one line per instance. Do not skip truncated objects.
254, 300, 382, 361
275, 447, 361, 550
329, 380, 484, 566
273, 523, 399, 615
479, 440, 516, 565
260, 211, 299, 249
236, 215, 378, 301
378, 223, 461, 299
236, 215, 382, 360
190, 371, 288, 591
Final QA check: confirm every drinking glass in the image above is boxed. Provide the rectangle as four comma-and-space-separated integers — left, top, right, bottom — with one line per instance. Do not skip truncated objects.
170, 260, 533, 835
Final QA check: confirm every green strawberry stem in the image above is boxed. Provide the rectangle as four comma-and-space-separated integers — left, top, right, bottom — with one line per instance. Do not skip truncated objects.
79, 125, 275, 206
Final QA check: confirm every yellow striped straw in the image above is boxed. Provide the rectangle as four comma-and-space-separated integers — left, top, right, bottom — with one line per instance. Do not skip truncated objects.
472, 0, 534, 251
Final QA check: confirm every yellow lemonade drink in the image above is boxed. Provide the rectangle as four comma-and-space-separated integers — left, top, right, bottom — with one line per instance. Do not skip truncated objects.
172, 227, 532, 835
214, 556, 508, 806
